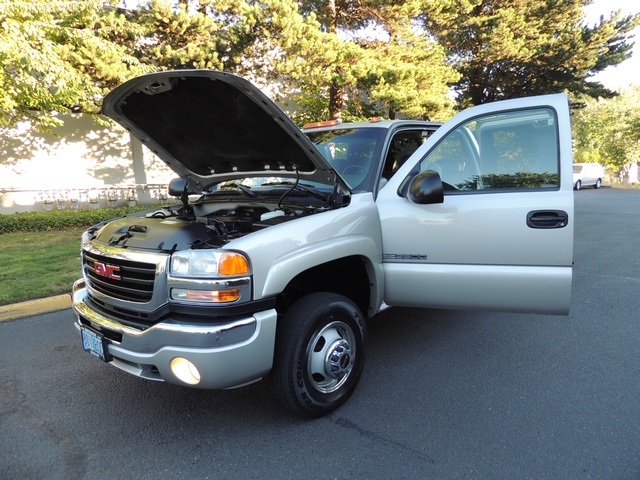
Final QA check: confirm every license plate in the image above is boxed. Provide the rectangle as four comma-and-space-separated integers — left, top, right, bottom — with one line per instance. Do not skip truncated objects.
81, 326, 111, 362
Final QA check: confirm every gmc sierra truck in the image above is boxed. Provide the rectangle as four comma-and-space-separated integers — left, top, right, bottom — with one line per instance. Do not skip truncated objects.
72, 70, 574, 417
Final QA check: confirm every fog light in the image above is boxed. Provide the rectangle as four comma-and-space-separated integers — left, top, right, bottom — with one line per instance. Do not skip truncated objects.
170, 357, 201, 385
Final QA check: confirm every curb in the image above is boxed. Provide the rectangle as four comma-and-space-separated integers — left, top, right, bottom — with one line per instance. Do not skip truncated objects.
0, 294, 72, 323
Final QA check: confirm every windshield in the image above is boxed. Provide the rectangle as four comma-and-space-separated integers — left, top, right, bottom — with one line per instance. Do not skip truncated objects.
573, 165, 583, 173
305, 127, 387, 190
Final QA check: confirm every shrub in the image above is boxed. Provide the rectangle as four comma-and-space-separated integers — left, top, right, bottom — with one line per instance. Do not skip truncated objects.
0, 204, 167, 234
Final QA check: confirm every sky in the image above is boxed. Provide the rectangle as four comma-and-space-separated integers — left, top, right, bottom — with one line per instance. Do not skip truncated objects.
584, 0, 640, 90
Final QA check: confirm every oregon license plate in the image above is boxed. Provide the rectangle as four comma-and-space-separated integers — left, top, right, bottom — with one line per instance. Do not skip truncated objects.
81, 326, 110, 362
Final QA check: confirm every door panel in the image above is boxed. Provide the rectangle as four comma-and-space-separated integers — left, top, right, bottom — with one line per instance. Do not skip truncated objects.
382, 263, 572, 314
377, 94, 574, 315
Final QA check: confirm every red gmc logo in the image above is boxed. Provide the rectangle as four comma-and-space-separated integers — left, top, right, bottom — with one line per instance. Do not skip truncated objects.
94, 262, 121, 280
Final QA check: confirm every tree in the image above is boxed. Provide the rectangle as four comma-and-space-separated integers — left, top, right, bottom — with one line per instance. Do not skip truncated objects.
0, 0, 150, 130
421, 0, 640, 107
294, 0, 458, 121
573, 85, 640, 177
352, 1, 458, 120
132, 0, 225, 71
133, 0, 315, 76
297, 0, 372, 120
0, 0, 457, 131
131, 0, 458, 123
129, 0, 361, 121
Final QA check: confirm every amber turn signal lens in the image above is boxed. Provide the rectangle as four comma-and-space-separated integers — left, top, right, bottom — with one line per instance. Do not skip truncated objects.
218, 252, 249, 276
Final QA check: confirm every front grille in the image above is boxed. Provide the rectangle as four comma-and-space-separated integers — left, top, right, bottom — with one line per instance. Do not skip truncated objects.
83, 250, 156, 302
85, 292, 170, 330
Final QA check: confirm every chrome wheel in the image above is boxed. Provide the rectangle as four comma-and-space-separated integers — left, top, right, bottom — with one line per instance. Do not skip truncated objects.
307, 321, 356, 394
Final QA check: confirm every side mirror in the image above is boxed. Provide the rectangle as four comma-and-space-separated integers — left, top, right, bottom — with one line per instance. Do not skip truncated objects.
168, 178, 199, 197
398, 170, 444, 204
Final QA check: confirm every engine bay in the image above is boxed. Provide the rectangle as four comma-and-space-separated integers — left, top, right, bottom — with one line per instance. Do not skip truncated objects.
181, 204, 302, 246
83, 173, 352, 252
85, 201, 322, 252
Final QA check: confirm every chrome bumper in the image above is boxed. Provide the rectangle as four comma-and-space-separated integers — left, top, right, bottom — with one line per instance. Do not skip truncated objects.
72, 279, 277, 389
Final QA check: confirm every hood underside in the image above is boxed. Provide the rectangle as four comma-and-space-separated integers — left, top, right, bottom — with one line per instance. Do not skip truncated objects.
101, 70, 339, 191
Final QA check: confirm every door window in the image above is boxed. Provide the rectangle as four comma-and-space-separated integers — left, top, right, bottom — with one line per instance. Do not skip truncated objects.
418, 108, 559, 192
382, 130, 433, 180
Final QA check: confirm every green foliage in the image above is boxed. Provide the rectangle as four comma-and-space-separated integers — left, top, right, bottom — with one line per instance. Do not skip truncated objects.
287, 0, 458, 122
286, 94, 332, 126
0, 204, 166, 234
572, 86, 640, 175
0, 0, 152, 131
421, 0, 640, 107
134, 0, 224, 70
2, 0, 638, 134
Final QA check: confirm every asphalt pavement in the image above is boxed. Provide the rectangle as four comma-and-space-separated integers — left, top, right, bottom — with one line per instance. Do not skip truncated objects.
1, 187, 639, 479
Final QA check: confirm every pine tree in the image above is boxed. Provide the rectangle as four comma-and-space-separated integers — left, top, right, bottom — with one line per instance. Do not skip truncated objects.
294, 0, 458, 121
421, 0, 640, 107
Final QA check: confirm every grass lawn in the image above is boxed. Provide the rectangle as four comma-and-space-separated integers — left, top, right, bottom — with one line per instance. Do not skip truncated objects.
0, 228, 84, 306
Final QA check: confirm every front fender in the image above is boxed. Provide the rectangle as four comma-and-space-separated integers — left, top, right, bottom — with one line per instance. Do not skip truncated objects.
261, 235, 383, 299
227, 193, 384, 310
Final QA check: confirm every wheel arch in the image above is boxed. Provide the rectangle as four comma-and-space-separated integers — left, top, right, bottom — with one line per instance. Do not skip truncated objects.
276, 255, 379, 318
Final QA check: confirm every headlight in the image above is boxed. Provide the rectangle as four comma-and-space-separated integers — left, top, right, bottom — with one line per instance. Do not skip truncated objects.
170, 250, 250, 278
81, 230, 92, 247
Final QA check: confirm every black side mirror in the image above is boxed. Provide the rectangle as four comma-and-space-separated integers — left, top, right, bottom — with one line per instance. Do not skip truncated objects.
168, 178, 199, 197
398, 170, 444, 204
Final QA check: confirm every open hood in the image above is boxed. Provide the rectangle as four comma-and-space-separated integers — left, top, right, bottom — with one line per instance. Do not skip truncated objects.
102, 70, 341, 191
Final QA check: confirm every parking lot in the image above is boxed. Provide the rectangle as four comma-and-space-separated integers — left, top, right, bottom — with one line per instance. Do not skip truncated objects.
1, 187, 639, 479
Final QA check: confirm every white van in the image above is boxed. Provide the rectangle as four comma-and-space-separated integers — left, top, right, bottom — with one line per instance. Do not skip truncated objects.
573, 163, 605, 190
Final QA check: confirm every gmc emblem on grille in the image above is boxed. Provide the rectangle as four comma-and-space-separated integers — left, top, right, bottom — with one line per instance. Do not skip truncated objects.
94, 262, 121, 280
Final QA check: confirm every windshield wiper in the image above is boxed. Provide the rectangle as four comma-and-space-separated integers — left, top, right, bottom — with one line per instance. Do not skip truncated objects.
261, 181, 329, 201
217, 182, 259, 198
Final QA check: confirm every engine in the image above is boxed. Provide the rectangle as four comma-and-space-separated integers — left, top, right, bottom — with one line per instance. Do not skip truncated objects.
87, 204, 299, 252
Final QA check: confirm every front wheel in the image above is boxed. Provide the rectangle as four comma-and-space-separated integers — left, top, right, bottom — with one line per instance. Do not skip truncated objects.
574, 180, 581, 190
270, 292, 367, 417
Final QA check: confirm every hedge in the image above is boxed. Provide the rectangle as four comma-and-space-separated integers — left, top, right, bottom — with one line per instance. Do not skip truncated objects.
0, 204, 167, 234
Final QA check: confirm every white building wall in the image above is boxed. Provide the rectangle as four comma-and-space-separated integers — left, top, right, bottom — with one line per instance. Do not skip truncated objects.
0, 113, 175, 213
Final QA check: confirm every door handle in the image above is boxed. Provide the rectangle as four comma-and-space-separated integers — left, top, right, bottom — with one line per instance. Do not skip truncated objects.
527, 210, 569, 229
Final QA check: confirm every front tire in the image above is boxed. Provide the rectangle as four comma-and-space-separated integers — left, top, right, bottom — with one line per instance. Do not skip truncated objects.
575, 180, 581, 190
270, 293, 366, 418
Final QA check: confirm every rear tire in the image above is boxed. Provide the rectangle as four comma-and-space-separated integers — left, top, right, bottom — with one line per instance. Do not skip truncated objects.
595, 178, 602, 189
270, 292, 366, 418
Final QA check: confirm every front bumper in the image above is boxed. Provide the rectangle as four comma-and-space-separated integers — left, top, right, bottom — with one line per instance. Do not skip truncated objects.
72, 279, 277, 389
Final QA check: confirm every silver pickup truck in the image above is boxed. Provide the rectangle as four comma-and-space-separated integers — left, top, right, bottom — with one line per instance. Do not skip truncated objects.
72, 70, 574, 417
